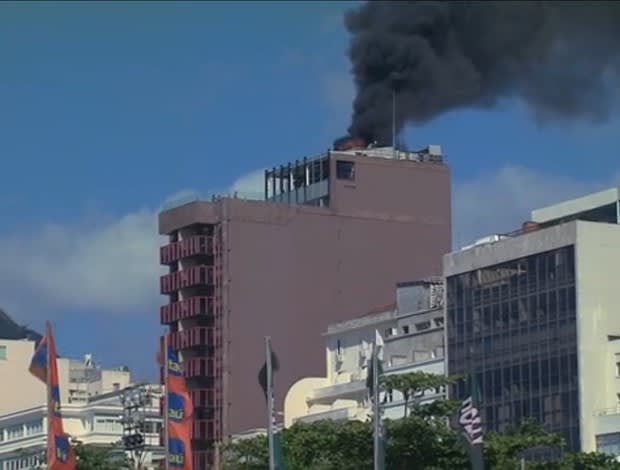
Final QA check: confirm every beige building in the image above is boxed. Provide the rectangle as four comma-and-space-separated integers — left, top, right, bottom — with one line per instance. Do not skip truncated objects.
444, 187, 620, 455
0, 339, 163, 469
284, 279, 447, 426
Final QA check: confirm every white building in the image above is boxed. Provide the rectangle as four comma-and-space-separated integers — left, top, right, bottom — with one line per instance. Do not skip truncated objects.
0, 338, 164, 469
284, 279, 447, 426
443, 187, 620, 455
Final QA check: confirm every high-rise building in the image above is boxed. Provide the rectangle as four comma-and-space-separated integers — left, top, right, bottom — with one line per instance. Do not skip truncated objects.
158, 144, 451, 467
444, 188, 620, 454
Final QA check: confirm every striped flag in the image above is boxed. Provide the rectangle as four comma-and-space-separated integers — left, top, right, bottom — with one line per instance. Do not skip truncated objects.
29, 323, 76, 470
452, 375, 484, 470
165, 345, 194, 470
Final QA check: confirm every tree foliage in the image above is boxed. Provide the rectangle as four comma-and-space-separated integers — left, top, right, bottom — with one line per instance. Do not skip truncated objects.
73, 443, 130, 470
223, 380, 620, 470
382, 372, 456, 418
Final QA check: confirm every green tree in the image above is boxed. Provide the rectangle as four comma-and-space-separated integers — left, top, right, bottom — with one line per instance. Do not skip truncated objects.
74, 442, 129, 470
382, 371, 455, 418
220, 401, 620, 470
222, 435, 269, 470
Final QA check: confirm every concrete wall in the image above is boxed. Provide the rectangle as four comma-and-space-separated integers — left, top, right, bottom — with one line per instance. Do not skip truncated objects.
0, 340, 45, 415
0, 339, 133, 416
575, 222, 620, 451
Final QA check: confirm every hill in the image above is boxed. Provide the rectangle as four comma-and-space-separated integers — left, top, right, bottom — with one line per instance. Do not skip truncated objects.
0, 309, 42, 342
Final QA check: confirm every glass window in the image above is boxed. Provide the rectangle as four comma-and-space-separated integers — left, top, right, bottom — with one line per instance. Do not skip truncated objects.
0, 345, 6, 360
335, 160, 355, 180
446, 246, 578, 449
597, 433, 620, 456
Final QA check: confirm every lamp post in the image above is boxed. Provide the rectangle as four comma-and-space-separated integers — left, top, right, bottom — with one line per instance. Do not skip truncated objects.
120, 384, 150, 470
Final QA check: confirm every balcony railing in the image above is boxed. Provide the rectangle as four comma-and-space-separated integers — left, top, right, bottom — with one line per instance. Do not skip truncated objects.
192, 419, 219, 441
185, 357, 217, 379
161, 296, 215, 324
308, 380, 367, 402
294, 407, 356, 424
191, 388, 221, 410
168, 327, 216, 350
160, 266, 214, 294
160, 236, 214, 265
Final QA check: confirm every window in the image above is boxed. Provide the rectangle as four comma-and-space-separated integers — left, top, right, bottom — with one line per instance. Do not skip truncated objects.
616, 360, 620, 377
94, 416, 121, 433
336, 160, 355, 180
415, 321, 431, 331
0, 345, 6, 360
402, 325, 410, 334
597, 432, 620, 457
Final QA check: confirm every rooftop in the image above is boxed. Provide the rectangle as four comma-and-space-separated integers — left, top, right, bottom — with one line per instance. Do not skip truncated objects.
531, 187, 619, 224
458, 187, 620, 252
161, 144, 445, 212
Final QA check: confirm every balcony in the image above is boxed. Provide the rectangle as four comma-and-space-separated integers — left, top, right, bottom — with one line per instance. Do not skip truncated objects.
191, 388, 220, 410
168, 327, 216, 350
185, 357, 217, 379
294, 407, 357, 425
160, 236, 214, 265
308, 380, 367, 402
160, 266, 214, 295
192, 419, 219, 442
161, 297, 215, 324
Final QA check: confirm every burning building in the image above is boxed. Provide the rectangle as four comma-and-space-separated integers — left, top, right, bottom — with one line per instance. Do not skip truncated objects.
158, 143, 451, 467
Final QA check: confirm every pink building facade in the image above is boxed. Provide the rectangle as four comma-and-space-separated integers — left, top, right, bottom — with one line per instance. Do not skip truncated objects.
158, 145, 451, 468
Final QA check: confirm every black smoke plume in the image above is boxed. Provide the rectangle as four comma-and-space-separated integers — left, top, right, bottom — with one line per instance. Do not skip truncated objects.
342, 1, 620, 145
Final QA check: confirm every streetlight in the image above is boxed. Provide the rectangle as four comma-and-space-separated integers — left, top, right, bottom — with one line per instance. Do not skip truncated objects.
120, 384, 151, 470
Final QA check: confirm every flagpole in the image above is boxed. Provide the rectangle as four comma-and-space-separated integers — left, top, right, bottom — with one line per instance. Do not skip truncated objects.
372, 341, 380, 470
45, 322, 52, 470
163, 335, 170, 470
266, 337, 275, 470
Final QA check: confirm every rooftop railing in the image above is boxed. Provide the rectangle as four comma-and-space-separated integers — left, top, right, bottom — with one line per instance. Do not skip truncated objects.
161, 190, 265, 212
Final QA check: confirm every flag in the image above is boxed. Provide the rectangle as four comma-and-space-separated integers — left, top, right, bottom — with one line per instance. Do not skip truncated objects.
166, 345, 194, 470
366, 330, 384, 397
259, 338, 286, 470
368, 330, 386, 470
29, 335, 48, 383
452, 374, 484, 470
29, 323, 77, 470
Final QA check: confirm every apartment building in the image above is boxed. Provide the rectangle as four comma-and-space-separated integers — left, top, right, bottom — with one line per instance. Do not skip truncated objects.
0, 386, 164, 470
284, 279, 446, 425
444, 187, 620, 454
0, 339, 163, 469
158, 144, 452, 466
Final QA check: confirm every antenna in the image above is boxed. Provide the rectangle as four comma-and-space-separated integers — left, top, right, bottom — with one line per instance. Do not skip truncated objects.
392, 89, 397, 158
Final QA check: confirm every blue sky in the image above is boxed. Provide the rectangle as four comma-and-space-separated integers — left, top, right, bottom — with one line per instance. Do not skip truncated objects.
1, 1, 618, 380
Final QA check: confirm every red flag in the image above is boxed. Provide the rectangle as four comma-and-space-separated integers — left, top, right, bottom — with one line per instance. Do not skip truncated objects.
166, 345, 194, 470
30, 323, 77, 470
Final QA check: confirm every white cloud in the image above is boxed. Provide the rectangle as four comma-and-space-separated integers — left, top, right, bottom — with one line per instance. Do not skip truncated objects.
230, 169, 266, 199
2, 166, 617, 323
320, 70, 355, 138
453, 166, 620, 248
0, 174, 265, 322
